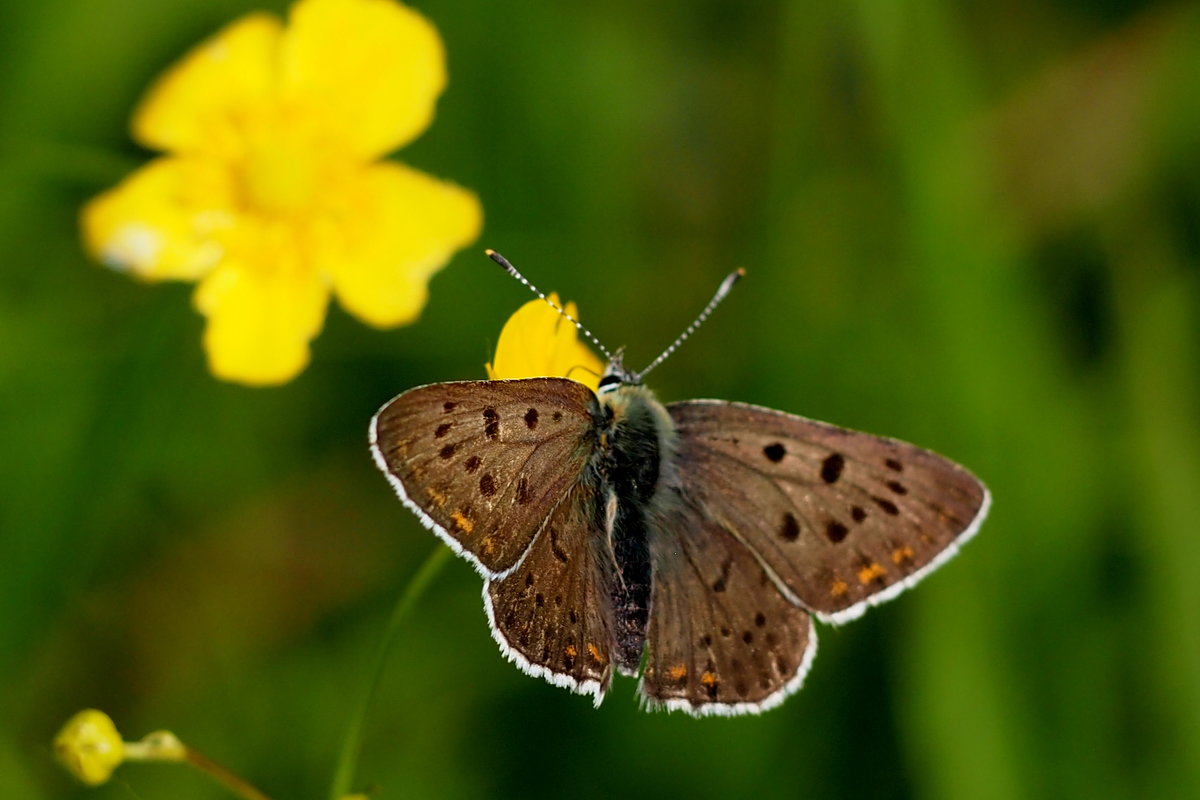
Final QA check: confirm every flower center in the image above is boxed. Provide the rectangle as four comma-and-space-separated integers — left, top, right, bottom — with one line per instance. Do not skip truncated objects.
241, 139, 323, 216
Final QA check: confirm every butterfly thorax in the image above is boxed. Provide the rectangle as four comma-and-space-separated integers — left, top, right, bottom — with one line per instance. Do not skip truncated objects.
589, 384, 676, 673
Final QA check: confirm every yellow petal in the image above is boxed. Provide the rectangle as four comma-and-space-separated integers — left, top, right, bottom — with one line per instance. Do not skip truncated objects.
54, 710, 125, 786
80, 156, 235, 281
279, 0, 446, 160
321, 161, 481, 328
193, 247, 330, 386
134, 13, 283, 157
486, 294, 604, 391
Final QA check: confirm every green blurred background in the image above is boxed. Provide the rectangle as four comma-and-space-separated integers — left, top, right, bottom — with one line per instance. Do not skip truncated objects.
3, 0, 1199, 797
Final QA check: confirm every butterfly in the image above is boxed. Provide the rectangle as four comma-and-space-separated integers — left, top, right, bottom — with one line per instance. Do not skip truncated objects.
369, 253, 990, 716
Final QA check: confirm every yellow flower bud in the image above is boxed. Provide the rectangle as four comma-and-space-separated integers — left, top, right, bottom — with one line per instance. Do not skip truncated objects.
124, 729, 187, 762
54, 709, 125, 786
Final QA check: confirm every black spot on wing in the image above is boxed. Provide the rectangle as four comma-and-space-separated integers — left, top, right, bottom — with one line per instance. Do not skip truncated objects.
524, 408, 539, 429
821, 453, 845, 483
780, 512, 800, 542
763, 443, 786, 463
483, 407, 500, 440
874, 496, 900, 515
825, 520, 849, 543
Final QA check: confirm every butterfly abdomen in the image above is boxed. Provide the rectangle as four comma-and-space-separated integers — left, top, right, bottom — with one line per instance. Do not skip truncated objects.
594, 386, 677, 673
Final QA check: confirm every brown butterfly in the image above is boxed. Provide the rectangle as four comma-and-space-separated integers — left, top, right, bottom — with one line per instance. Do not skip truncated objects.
369, 253, 990, 716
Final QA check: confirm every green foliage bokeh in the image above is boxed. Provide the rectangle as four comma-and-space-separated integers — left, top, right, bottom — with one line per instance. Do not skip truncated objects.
2, 1, 1199, 798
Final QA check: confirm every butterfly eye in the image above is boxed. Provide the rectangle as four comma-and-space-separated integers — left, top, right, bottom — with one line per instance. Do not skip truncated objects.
597, 374, 624, 390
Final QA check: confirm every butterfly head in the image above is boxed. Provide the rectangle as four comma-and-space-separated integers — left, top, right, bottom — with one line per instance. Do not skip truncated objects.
598, 348, 639, 394
487, 249, 745, 395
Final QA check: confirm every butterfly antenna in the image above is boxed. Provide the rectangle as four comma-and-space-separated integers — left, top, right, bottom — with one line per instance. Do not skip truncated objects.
486, 249, 614, 361
636, 267, 745, 381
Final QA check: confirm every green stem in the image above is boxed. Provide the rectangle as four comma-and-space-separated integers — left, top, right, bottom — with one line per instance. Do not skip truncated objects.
184, 746, 273, 800
328, 546, 451, 800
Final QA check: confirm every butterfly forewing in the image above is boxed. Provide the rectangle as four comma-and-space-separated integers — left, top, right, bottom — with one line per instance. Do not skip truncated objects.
669, 401, 989, 623
371, 378, 599, 577
642, 491, 817, 716
486, 484, 617, 703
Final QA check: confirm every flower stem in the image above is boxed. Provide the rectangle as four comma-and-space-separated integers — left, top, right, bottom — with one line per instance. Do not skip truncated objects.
328, 546, 452, 800
183, 746, 274, 800
123, 730, 272, 800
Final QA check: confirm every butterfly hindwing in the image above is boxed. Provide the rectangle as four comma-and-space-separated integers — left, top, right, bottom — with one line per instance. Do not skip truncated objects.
370, 378, 599, 577
669, 400, 990, 623
485, 484, 617, 703
641, 489, 817, 715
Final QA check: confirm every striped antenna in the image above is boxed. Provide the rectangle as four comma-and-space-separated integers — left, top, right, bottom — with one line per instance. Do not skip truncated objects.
635, 267, 745, 381
486, 249, 614, 362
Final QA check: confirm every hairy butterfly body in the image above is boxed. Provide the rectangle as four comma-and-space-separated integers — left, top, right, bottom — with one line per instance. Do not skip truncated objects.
369, 256, 990, 716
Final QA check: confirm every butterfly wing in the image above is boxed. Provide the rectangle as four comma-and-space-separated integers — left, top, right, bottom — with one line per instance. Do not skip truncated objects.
485, 483, 617, 703
370, 378, 599, 577
668, 400, 990, 624
641, 491, 817, 716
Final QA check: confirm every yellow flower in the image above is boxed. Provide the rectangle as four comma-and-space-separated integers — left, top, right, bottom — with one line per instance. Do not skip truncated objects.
54, 709, 125, 786
486, 293, 604, 391
82, 0, 482, 385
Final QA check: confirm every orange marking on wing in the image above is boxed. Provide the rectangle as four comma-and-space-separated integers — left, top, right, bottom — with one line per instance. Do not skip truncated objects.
586, 643, 605, 664
891, 545, 915, 564
450, 510, 474, 533
565, 644, 578, 658
666, 664, 687, 681
831, 577, 849, 596
425, 487, 447, 507
700, 671, 718, 687
481, 536, 496, 555
857, 562, 887, 584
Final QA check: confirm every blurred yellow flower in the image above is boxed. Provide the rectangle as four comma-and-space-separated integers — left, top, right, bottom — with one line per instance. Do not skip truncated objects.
486, 293, 604, 391
54, 709, 125, 786
82, 0, 482, 385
